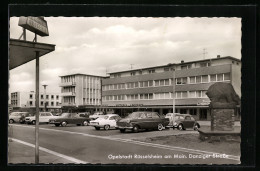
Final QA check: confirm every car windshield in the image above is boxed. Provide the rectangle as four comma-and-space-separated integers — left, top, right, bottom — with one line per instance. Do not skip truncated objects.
60, 113, 70, 117
126, 112, 144, 119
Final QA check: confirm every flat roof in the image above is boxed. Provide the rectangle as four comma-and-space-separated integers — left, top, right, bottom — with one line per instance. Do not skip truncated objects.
108, 56, 241, 74
59, 73, 106, 78
9, 39, 55, 70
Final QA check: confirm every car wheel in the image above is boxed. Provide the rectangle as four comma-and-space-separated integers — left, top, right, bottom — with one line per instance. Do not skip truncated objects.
55, 123, 60, 127
61, 121, 67, 127
95, 127, 100, 130
178, 124, 184, 130
32, 120, 36, 125
193, 123, 199, 131
132, 125, 139, 133
157, 123, 164, 131
9, 119, 14, 124
120, 129, 125, 133
104, 125, 110, 130
82, 121, 89, 126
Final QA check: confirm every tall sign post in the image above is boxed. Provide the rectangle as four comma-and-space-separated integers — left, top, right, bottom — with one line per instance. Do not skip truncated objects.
18, 17, 49, 164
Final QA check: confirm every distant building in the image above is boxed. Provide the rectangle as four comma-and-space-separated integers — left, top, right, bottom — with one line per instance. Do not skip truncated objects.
59, 74, 104, 113
10, 91, 61, 113
101, 56, 241, 120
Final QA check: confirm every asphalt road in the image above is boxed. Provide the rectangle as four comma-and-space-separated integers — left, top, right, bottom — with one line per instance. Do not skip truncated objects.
8, 123, 240, 164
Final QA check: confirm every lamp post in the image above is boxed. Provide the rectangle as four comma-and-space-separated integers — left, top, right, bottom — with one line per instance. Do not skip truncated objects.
172, 68, 176, 113
42, 84, 48, 112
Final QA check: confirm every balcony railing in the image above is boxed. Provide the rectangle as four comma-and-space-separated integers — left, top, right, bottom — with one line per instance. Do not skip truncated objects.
61, 92, 76, 96
59, 82, 76, 87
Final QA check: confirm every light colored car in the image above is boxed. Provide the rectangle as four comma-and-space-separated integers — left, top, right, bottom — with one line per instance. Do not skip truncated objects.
25, 112, 57, 124
89, 112, 104, 120
89, 114, 121, 130
9, 112, 30, 124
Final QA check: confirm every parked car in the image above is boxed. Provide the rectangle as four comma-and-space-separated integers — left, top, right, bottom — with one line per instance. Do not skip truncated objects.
89, 114, 121, 130
116, 111, 169, 133
172, 114, 200, 131
89, 112, 104, 120
25, 112, 57, 124
9, 112, 30, 124
49, 113, 90, 127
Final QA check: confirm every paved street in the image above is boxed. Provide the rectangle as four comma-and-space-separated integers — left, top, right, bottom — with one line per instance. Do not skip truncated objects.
8, 123, 240, 164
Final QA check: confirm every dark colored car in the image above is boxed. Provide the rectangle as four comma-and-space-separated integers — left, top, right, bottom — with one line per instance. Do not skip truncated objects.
49, 113, 91, 127
116, 111, 169, 133
173, 114, 200, 131
9, 112, 30, 124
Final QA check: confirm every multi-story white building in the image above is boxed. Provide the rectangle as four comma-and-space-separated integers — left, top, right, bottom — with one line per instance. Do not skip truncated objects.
59, 74, 104, 112
10, 91, 61, 112
101, 56, 241, 120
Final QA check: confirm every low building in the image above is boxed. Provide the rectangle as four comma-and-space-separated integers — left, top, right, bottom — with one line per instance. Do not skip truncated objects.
101, 56, 241, 120
10, 91, 61, 113
59, 74, 105, 113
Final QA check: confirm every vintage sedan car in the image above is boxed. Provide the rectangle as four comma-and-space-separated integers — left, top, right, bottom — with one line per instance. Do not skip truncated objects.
49, 113, 90, 127
25, 112, 57, 124
89, 114, 121, 130
116, 111, 169, 133
89, 112, 104, 120
172, 114, 200, 131
9, 112, 30, 124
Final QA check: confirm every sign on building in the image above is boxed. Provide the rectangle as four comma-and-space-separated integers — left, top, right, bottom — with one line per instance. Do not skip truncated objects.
18, 17, 49, 36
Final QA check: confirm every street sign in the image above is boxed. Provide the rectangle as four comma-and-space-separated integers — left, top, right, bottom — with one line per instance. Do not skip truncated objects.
18, 17, 49, 36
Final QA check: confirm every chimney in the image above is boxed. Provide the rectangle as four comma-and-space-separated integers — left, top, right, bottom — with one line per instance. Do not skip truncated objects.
181, 60, 184, 63
217, 55, 221, 58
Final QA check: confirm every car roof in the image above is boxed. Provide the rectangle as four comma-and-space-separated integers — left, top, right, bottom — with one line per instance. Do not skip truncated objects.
166, 113, 192, 116
104, 114, 119, 116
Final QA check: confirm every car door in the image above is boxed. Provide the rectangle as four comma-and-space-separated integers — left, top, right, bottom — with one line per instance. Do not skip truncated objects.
45, 113, 52, 122
108, 116, 116, 127
151, 112, 161, 128
39, 113, 46, 123
183, 116, 193, 128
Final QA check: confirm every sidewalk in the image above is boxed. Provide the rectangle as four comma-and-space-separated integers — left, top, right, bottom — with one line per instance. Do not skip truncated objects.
8, 139, 77, 164
197, 121, 241, 126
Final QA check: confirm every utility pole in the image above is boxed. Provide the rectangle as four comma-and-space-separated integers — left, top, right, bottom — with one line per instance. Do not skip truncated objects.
130, 64, 134, 69
35, 33, 40, 164
172, 67, 176, 113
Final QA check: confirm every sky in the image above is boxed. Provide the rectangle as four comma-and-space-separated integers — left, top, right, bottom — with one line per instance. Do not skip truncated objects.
9, 17, 241, 95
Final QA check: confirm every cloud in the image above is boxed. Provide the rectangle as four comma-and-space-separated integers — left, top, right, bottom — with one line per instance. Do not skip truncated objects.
9, 17, 241, 95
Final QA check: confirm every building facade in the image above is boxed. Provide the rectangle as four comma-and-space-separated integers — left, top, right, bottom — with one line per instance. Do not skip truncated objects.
101, 56, 241, 120
10, 91, 61, 113
59, 74, 104, 112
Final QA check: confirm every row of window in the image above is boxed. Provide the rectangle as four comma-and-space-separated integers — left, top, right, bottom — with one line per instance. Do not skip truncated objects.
102, 90, 208, 101
29, 101, 60, 106
103, 73, 230, 91
30, 94, 59, 100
